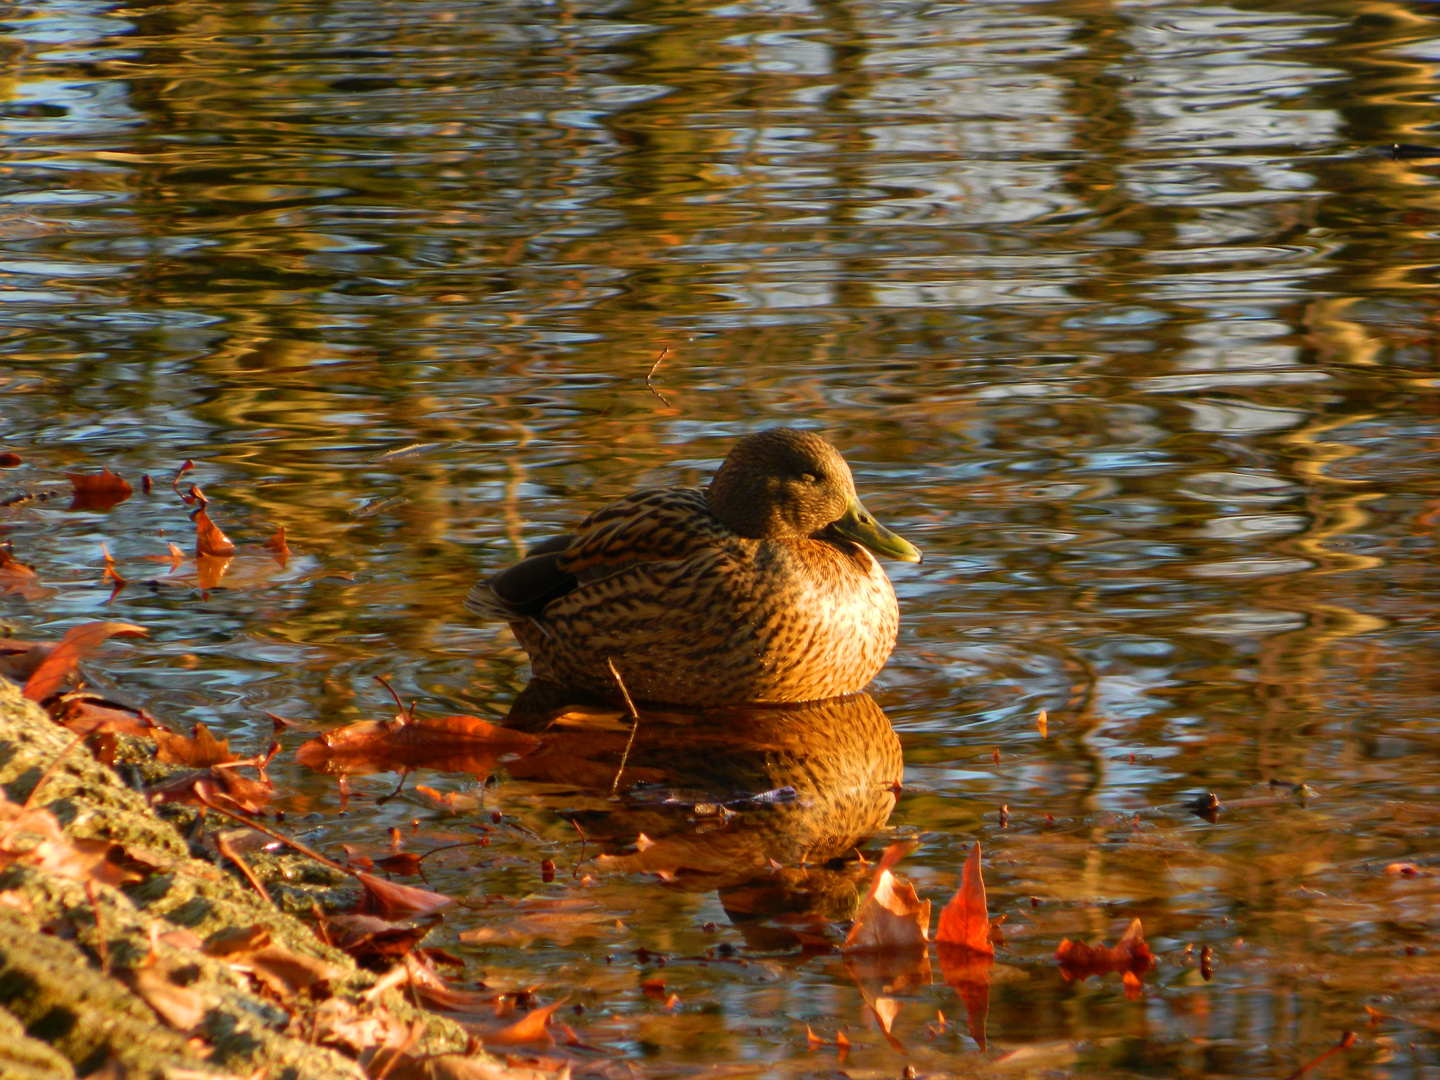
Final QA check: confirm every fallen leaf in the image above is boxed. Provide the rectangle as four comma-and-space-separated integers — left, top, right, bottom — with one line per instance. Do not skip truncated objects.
0, 792, 159, 887
193, 505, 236, 557
375, 851, 424, 876
22, 621, 148, 702
124, 963, 207, 1031
480, 997, 568, 1047
264, 526, 290, 564
1056, 917, 1156, 987
0, 548, 56, 601
50, 692, 160, 736
312, 996, 413, 1058
843, 867, 930, 953
100, 541, 126, 590
202, 925, 343, 998
66, 468, 132, 512
322, 913, 438, 966
171, 459, 195, 496
154, 722, 238, 768
356, 871, 454, 919
935, 842, 994, 955
297, 713, 539, 777
457, 898, 612, 949
390, 1053, 567, 1080
414, 785, 482, 814
0, 452, 20, 467
148, 767, 273, 815
0, 638, 55, 682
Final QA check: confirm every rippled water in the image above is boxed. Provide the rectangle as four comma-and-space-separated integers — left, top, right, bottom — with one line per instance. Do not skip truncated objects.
4, 0, 1440, 1074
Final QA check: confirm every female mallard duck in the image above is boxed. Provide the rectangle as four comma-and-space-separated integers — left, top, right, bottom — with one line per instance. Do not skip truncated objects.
465, 428, 920, 707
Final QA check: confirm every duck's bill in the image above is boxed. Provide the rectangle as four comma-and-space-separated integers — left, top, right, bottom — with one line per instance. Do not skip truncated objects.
830, 496, 922, 563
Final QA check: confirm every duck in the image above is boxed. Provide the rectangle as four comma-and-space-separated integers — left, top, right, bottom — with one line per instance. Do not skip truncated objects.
465, 428, 920, 707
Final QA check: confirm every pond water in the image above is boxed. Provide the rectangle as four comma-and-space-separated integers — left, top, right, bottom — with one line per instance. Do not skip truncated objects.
3, 0, 1440, 1074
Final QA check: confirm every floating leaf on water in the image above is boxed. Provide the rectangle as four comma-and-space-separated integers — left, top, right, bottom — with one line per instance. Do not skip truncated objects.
0, 548, 54, 601
154, 722, 237, 768
843, 841, 929, 953
22, 620, 147, 702
935, 841, 994, 956
355, 871, 453, 919
480, 997, 569, 1047
66, 468, 131, 511
1055, 917, 1156, 989
296, 713, 540, 777
193, 504, 236, 557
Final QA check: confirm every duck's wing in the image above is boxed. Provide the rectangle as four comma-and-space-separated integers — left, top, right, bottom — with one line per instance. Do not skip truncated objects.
466, 487, 722, 622
557, 487, 725, 581
469, 534, 578, 619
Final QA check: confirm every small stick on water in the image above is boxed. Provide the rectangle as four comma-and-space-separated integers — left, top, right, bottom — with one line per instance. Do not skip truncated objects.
646, 348, 672, 407
607, 658, 641, 798
1283, 1031, 1357, 1080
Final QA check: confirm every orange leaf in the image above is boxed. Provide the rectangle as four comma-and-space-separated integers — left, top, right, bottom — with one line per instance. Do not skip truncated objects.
193, 505, 236, 557
23, 621, 147, 702
935, 841, 994, 955
51, 693, 160, 737
0, 548, 53, 601
66, 468, 132, 511
264, 526, 290, 564
0, 452, 20, 467
296, 714, 539, 777
154, 723, 237, 768
355, 871, 453, 919
1056, 917, 1156, 984
843, 867, 930, 952
481, 997, 568, 1047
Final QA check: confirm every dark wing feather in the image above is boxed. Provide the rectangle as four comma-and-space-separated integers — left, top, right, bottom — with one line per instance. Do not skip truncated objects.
467, 488, 725, 623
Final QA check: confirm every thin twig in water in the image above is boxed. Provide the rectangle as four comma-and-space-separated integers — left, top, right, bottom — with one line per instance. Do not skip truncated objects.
607, 657, 641, 798
646, 348, 672, 407
217, 832, 273, 906
1283, 1032, 1357, 1080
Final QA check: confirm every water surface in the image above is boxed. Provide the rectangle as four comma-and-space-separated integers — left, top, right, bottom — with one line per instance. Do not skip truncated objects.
3, 0, 1440, 1075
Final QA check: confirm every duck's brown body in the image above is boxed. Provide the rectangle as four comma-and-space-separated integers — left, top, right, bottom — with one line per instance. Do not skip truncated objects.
465, 430, 916, 708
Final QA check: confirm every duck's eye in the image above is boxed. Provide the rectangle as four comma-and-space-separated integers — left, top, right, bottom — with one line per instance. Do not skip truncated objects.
800, 472, 818, 484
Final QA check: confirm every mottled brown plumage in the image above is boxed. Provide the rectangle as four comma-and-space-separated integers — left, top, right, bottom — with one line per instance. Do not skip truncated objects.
466, 429, 919, 706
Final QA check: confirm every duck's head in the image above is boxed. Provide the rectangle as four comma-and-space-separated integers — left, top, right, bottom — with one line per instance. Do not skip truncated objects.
707, 428, 921, 563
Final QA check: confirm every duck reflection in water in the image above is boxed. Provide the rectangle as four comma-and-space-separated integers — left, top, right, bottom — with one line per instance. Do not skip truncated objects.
503, 680, 903, 944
